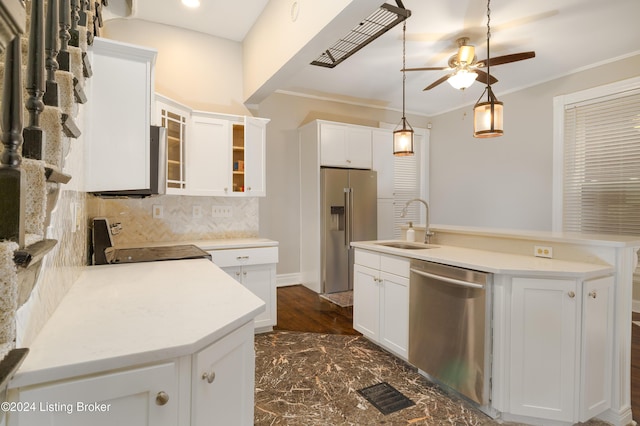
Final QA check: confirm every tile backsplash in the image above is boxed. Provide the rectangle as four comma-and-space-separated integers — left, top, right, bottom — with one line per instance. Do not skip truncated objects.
87, 195, 259, 245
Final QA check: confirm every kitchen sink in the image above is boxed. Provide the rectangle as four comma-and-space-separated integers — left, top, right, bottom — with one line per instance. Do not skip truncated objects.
374, 241, 437, 250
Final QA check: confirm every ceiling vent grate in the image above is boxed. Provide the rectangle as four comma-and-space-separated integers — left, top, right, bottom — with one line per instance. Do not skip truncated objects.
310, 2, 411, 69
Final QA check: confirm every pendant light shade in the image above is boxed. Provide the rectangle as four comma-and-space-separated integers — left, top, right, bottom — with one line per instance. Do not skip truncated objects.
394, 20, 414, 156
473, 0, 504, 138
393, 118, 414, 156
473, 87, 503, 137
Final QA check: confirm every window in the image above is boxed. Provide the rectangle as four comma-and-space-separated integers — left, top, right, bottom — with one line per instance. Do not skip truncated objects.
553, 77, 640, 234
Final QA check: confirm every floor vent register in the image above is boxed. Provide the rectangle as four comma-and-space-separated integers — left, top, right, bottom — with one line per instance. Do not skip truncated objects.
357, 382, 415, 415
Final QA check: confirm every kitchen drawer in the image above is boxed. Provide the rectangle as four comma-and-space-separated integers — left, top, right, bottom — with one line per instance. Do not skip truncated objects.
354, 249, 380, 269
208, 247, 278, 267
380, 254, 410, 278
354, 250, 409, 278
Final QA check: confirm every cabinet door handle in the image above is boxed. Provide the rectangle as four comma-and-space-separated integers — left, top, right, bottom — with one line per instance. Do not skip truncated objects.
346, 159, 352, 163
202, 371, 216, 384
568, 291, 576, 298
224, 187, 228, 192
247, 186, 251, 191
588, 291, 597, 299
155, 391, 170, 406
235, 271, 241, 277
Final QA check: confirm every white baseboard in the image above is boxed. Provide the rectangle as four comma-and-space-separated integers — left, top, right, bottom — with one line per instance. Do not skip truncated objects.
633, 299, 640, 313
276, 273, 301, 288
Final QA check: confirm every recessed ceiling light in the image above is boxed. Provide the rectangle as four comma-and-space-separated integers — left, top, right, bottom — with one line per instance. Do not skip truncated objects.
182, 0, 200, 8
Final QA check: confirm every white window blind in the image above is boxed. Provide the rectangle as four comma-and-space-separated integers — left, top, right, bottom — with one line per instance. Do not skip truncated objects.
393, 142, 421, 238
562, 90, 640, 234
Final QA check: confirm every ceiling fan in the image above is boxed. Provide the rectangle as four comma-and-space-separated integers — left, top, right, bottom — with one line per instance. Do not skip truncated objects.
403, 37, 535, 91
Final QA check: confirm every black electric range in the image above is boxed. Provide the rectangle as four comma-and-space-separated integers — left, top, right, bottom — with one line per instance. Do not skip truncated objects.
102, 244, 212, 264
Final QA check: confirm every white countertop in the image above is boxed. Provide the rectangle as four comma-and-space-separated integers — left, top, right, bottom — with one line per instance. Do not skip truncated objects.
10, 258, 265, 389
117, 238, 278, 250
352, 241, 614, 278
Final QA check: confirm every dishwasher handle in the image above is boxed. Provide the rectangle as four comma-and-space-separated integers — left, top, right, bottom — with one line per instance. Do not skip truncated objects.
410, 268, 485, 289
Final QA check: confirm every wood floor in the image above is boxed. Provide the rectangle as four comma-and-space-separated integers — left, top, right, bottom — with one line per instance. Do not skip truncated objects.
274, 284, 359, 335
277, 285, 640, 422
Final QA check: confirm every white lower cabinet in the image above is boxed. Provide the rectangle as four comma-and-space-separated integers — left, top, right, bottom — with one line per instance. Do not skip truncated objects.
8, 323, 256, 426
11, 363, 178, 426
508, 275, 613, 423
353, 249, 409, 359
208, 246, 278, 331
191, 321, 255, 426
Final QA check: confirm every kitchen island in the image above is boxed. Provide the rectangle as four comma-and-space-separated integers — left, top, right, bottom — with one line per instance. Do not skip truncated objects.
352, 226, 640, 426
116, 238, 279, 331
6, 258, 264, 425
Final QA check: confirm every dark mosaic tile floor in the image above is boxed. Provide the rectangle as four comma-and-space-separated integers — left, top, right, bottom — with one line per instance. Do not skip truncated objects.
254, 331, 613, 426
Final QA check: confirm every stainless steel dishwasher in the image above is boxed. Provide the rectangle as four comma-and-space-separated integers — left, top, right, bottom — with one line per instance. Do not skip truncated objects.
409, 259, 493, 410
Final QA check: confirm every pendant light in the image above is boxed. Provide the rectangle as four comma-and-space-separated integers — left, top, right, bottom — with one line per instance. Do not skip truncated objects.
473, 0, 503, 138
393, 20, 414, 156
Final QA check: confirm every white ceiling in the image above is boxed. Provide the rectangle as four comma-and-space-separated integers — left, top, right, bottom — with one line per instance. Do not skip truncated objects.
124, 0, 640, 117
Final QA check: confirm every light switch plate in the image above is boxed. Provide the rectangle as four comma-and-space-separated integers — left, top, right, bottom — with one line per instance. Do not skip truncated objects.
153, 205, 164, 219
212, 205, 233, 218
193, 205, 202, 218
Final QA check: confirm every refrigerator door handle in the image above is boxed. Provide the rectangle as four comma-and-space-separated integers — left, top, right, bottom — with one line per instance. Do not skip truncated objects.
344, 188, 351, 247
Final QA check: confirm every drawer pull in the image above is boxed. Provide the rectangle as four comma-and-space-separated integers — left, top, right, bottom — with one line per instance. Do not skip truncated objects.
202, 371, 216, 384
236, 256, 250, 260
155, 391, 169, 406
589, 291, 597, 299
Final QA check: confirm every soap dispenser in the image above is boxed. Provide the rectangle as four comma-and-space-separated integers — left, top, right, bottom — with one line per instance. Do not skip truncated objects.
406, 222, 415, 242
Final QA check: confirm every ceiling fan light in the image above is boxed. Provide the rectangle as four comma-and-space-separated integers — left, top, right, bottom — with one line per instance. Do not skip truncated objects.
473, 99, 504, 138
448, 69, 478, 90
458, 45, 475, 65
182, 0, 200, 8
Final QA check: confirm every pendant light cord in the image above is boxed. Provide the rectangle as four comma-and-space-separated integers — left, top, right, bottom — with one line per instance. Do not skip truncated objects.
486, 0, 491, 99
402, 20, 407, 122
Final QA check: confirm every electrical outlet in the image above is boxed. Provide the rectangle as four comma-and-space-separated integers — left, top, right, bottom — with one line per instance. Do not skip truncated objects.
193, 205, 202, 218
152, 205, 164, 219
534, 245, 553, 258
212, 205, 233, 218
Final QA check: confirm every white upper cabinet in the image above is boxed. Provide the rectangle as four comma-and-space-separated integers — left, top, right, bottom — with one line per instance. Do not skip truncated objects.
190, 113, 232, 196
85, 38, 157, 192
319, 122, 372, 169
154, 94, 268, 197
243, 117, 268, 196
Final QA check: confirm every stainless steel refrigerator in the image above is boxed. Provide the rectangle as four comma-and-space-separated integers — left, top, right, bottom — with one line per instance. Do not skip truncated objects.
321, 168, 377, 294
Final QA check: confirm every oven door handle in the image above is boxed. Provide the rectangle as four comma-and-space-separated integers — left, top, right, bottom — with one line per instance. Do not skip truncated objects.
410, 268, 485, 289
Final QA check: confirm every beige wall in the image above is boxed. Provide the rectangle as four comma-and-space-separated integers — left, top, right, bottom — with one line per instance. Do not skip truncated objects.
102, 19, 249, 115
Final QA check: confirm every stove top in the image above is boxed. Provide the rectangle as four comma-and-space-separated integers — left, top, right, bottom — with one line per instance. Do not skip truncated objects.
103, 244, 212, 264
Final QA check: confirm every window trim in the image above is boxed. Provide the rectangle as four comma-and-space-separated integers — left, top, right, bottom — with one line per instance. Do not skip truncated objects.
552, 76, 640, 231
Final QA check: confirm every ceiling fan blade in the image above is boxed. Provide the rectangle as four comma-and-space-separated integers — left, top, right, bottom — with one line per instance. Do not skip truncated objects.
423, 74, 451, 91
475, 70, 498, 85
476, 51, 535, 67
403, 66, 450, 72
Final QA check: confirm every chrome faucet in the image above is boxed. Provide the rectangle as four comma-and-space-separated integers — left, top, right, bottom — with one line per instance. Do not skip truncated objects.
400, 198, 434, 244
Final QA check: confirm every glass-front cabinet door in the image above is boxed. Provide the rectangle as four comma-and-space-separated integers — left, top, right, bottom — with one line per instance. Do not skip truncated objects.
156, 95, 190, 194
